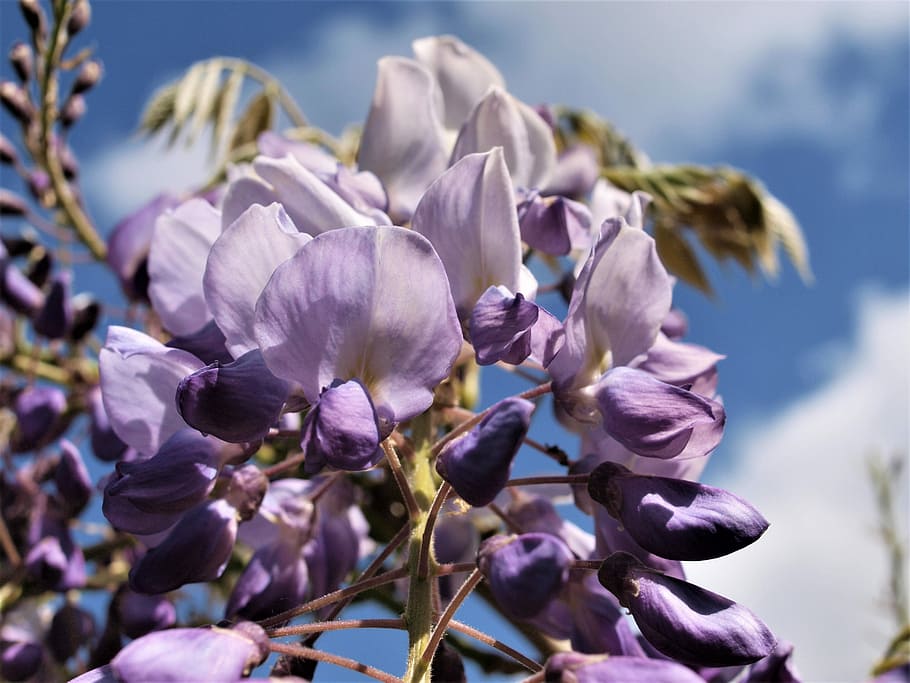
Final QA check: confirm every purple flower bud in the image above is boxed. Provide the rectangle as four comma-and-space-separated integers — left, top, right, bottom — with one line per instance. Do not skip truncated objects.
470, 286, 537, 366
103, 429, 222, 535
436, 397, 534, 506
19, 0, 46, 36
1, 259, 45, 316
110, 624, 267, 682
165, 319, 232, 365
0, 132, 18, 164
588, 462, 768, 561
176, 350, 289, 443
0, 81, 34, 123
662, 308, 689, 340
300, 379, 384, 474
477, 532, 573, 620
33, 272, 73, 340
431, 640, 466, 683
598, 552, 776, 667
60, 93, 86, 128
544, 652, 706, 683
47, 602, 95, 662
68, 293, 101, 343
226, 533, 309, 620
9, 43, 33, 82
54, 440, 92, 517
0, 189, 28, 216
567, 574, 646, 657
25, 170, 50, 202
11, 386, 67, 453
117, 589, 176, 639
25, 527, 85, 591
88, 386, 127, 462
518, 192, 592, 256
25, 249, 51, 287
129, 499, 237, 594
595, 366, 725, 460
106, 193, 180, 302
72, 60, 102, 95
66, 0, 91, 36
1, 641, 43, 682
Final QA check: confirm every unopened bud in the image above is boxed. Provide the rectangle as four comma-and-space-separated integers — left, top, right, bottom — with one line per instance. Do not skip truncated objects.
0, 133, 18, 165
68, 292, 100, 343
0, 189, 28, 216
27, 170, 51, 202
56, 140, 79, 179
19, 0, 46, 37
71, 60, 101, 94
9, 42, 33, 82
0, 81, 34, 123
26, 248, 52, 287
66, 0, 91, 36
60, 93, 85, 127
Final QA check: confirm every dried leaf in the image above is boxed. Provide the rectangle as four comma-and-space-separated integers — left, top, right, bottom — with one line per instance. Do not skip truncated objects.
211, 67, 244, 156
172, 62, 206, 131
764, 193, 813, 282
139, 83, 178, 135
228, 89, 275, 153
186, 59, 224, 145
654, 221, 713, 296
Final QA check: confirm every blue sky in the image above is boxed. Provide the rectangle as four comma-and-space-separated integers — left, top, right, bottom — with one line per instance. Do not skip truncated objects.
1, 2, 908, 681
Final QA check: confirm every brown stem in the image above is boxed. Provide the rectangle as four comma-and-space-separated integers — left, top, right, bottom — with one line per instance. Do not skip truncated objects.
0, 514, 21, 567
419, 569, 483, 667
448, 620, 542, 673
268, 642, 402, 683
267, 617, 404, 638
505, 474, 589, 488
261, 451, 306, 478
382, 439, 420, 520
418, 482, 452, 579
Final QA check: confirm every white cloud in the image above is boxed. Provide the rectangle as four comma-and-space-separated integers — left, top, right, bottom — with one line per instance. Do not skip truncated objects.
685, 286, 910, 682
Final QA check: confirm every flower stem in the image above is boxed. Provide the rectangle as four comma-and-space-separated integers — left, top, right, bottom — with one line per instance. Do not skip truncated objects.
267, 617, 404, 638
448, 620, 541, 673
418, 569, 482, 669
268, 642, 402, 683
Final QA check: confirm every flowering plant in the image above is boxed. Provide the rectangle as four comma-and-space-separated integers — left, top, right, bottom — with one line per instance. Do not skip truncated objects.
8, 2, 895, 682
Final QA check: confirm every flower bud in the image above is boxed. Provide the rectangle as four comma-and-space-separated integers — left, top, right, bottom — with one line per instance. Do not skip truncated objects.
118, 590, 176, 639
744, 640, 800, 682
165, 319, 232, 365
9, 43, 32, 82
19, 0, 46, 37
588, 462, 768, 561
0, 189, 28, 216
129, 499, 238, 594
1, 641, 43, 682
0, 81, 34, 123
544, 652, 705, 683
67, 0, 91, 36
88, 385, 127, 462
598, 552, 776, 667
477, 532, 573, 620
60, 93, 86, 128
34, 272, 73, 340
71, 60, 102, 95
67, 292, 100, 343
54, 440, 92, 517
26, 170, 51, 203
436, 397, 534, 507
11, 386, 67, 453
47, 603, 95, 662
431, 640, 466, 683
0, 133, 18, 164
225, 534, 309, 621
1, 259, 45, 316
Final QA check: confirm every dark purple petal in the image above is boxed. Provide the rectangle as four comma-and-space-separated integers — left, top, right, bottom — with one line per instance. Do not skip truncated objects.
469, 286, 538, 366
588, 462, 768, 560
176, 349, 289, 443
518, 192, 592, 256
1, 259, 45, 316
436, 397, 534, 506
165, 319, 233, 365
54, 440, 91, 517
105, 194, 180, 302
299, 379, 382, 474
507, 493, 595, 560
743, 640, 801, 682
103, 429, 221, 534
0, 641, 43, 682
47, 602, 95, 662
10, 385, 66, 453
88, 386, 127, 462
118, 589, 177, 639
544, 652, 706, 683
33, 272, 72, 339
226, 536, 309, 621
110, 624, 266, 682
596, 366, 725, 459
24, 526, 85, 591
598, 552, 776, 667
567, 574, 646, 657
477, 532, 573, 620
129, 499, 237, 594
593, 505, 684, 579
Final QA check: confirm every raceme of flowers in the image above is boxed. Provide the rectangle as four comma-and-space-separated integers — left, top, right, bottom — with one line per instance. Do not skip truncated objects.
0, 24, 812, 683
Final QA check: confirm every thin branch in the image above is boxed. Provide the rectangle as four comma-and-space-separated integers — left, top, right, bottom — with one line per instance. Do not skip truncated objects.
382, 439, 420, 520
448, 620, 542, 673
505, 474, 589, 488
0, 514, 21, 567
419, 569, 483, 667
418, 482, 452, 579
268, 617, 405, 638
268, 642, 402, 683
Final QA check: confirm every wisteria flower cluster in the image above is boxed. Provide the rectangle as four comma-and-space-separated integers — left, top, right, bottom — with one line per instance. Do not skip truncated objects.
9, 2, 896, 682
